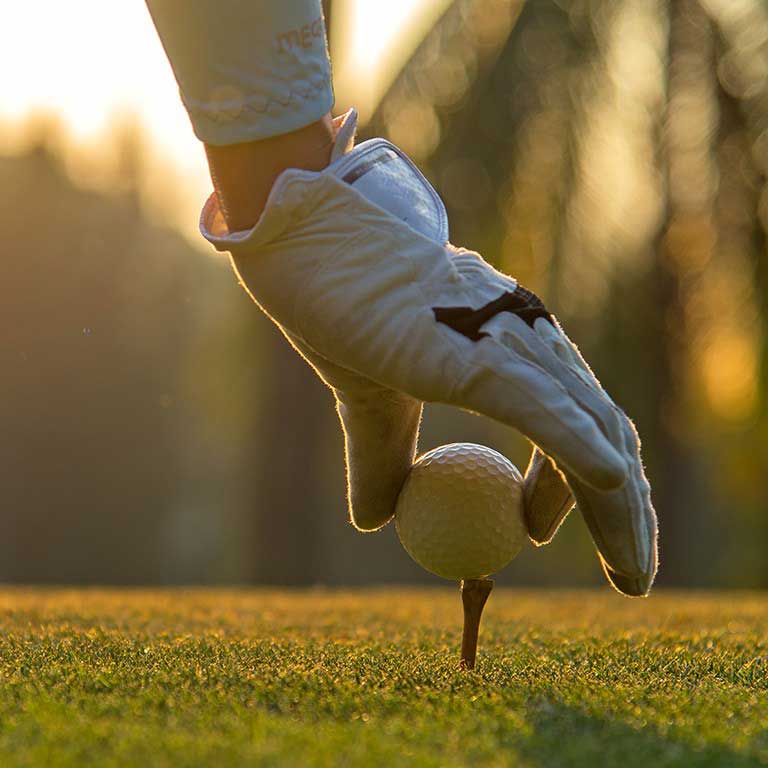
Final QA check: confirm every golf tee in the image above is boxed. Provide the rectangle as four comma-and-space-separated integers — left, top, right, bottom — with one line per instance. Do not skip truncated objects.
460, 578, 494, 670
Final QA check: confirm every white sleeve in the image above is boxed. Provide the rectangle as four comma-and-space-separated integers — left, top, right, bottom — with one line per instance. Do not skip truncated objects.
145, 0, 334, 145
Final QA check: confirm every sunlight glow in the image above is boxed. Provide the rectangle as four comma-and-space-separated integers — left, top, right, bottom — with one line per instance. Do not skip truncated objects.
0, 1, 436, 239
700, 329, 759, 423
0, 2, 196, 155
349, 1, 420, 71
0, 1, 207, 239
332, 0, 452, 119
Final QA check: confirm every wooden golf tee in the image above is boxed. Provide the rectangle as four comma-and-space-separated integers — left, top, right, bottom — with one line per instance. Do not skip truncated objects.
459, 578, 494, 670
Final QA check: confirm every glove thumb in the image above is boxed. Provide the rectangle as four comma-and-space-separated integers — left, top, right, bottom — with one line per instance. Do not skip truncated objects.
523, 448, 575, 544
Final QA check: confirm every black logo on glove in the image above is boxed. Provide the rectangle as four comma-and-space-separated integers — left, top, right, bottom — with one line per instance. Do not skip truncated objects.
433, 286, 554, 341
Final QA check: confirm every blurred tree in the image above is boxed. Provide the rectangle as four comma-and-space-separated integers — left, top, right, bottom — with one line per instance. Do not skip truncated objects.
645, 0, 715, 582
241, 321, 337, 584
0, 123, 238, 583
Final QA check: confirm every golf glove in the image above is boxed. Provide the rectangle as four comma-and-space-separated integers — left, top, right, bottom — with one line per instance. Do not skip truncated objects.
201, 109, 658, 596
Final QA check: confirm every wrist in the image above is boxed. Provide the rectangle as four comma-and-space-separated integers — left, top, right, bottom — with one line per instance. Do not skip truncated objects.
204, 113, 335, 233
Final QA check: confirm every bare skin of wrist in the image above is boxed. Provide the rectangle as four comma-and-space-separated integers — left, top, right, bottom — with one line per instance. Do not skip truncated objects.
204, 113, 335, 233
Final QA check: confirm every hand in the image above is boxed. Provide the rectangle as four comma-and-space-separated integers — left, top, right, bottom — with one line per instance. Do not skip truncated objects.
202, 109, 658, 596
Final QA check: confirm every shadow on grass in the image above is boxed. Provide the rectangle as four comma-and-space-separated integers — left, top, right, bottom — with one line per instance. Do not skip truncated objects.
518, 700, 759, 768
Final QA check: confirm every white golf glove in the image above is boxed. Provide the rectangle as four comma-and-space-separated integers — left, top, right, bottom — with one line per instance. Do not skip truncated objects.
201, 109, 658, 596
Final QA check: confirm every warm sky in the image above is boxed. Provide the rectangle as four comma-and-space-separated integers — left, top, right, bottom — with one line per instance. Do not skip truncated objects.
0, 0, 448, 239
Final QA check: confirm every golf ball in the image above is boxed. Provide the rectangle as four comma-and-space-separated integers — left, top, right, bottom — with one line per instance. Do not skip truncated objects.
395, 443, 526, 580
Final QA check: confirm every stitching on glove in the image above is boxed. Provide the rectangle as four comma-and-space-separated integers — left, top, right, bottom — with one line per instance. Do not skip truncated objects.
432, 286, 554, 341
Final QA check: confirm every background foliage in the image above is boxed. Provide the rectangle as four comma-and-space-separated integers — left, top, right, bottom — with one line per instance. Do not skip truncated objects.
3, 0, 767, 587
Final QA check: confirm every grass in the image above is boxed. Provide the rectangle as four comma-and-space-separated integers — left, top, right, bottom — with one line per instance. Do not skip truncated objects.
1, 588, 767, 767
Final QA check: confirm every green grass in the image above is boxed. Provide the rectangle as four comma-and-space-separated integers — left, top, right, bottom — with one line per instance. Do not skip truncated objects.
1, 588, 767, 767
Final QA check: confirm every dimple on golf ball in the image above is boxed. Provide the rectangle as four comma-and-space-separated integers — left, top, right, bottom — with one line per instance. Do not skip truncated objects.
395, 443, 526, 580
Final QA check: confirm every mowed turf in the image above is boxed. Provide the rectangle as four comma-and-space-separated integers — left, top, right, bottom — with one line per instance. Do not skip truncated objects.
1, 589, 767, 767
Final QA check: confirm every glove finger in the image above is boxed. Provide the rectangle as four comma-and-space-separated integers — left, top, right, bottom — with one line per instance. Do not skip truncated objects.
528, 318, 658, 592
449, 276, 626, 457
450, 317, 629, 492
434, 273, 628, 491
566, 414, 658, 595
601, 556, 656, 597
281, 326, 423, 532
523, 447, 575, 544
529, 318, 627, 452
336, 385, 423, 532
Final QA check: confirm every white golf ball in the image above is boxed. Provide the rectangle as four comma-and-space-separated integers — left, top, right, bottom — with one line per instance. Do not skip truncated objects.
395, 442, 526, 580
